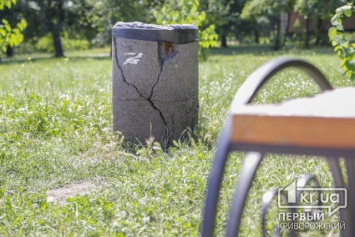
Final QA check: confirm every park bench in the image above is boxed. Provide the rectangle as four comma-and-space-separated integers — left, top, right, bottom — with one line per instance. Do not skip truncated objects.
202, 58, 355, 237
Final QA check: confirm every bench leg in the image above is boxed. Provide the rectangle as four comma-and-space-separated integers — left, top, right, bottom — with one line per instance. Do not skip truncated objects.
327, 157, 349, 237
226, 152, 264, 237
202, 120, 232, 237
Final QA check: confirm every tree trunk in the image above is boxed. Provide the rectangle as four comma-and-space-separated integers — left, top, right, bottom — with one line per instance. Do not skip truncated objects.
304, 16, 310, 49
287, 13, 291, 35
6, 45, 14, 57
52, 30, 64, 57
221, 34, 228, 47
253, 28, 259, 44
235, 31, 241, 44
47, 0, 65, 57
272, 19, 282, 50
315, 18, 323, 45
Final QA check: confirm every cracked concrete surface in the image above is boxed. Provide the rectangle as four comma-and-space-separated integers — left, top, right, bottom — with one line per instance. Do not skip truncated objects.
112, 37, 198, 143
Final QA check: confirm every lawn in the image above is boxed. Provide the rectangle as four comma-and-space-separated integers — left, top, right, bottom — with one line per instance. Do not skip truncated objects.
1, 46, 354, 236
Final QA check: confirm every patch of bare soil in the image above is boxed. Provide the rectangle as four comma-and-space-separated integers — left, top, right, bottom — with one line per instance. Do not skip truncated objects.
46, 181, 97, 204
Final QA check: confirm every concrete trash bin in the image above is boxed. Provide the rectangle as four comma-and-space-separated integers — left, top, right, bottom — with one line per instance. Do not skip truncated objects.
112, 22, 199, 143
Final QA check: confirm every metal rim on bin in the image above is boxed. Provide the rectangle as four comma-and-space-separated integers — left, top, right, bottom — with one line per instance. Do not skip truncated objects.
112, 22, 199, 44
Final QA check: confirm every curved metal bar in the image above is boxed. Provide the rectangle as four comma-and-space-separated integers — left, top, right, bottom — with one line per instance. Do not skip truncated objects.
345, 158, 355, 236
273, 228, 281, 237
326, 157, 348, 237
261, 175, 321, 237
289, 175, 321, 237
326, 158, 345, 190
261, 189, 293, 237
296, 175, 321, 206
226, 152, 264, 237
261, 189, 282, 237
231, 58, 332, 107
295, 175, 322, 216
202, 118, 233, 237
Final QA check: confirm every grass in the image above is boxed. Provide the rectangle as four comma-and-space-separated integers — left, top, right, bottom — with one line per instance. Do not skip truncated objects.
1, 45, 355, 236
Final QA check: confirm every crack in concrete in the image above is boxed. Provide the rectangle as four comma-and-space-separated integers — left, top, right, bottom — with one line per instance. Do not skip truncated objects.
113, 38, 145, 98
146, 42, 180, 140
148, 45, 164, 100
148, 49, 167, 134
113, 38, 168, 134
115, 99, 189, 102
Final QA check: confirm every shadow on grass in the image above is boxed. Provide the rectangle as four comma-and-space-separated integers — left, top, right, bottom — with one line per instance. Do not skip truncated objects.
210, 44, 335, 56
210, 45, 273, 56
0, 53, 111, 66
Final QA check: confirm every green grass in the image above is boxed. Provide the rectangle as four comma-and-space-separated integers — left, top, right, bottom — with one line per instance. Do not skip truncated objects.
1, 46, 354, 236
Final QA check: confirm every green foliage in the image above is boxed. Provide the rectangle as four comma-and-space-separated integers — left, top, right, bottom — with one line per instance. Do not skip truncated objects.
295, 0, 343, 19
241, 0, 344, 49
93, 0, 156, 46
241, 0, 294, 50
241, 0, 294, 19
153, 0, 218, 60
10, 0, 99, 57
329, 4, 355, 79
36, 33, 89, 53
0, 0, 26, 54
0, 0, 16, 10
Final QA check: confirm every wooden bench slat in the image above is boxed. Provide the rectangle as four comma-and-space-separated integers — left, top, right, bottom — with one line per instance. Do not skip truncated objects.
231, 87, 355, 149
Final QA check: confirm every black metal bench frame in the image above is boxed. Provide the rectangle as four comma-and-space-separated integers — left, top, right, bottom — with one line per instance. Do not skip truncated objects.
202, 58, 355, 237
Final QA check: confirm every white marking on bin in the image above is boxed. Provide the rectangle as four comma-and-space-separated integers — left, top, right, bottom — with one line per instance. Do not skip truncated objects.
123, 52, 143, 65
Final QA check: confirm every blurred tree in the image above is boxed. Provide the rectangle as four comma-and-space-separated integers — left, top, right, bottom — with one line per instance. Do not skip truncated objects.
295, 0, 346, 48
242, 0, 295, 49
242, 0, 347, 49
199, 0, 273, 47
200, 0, 232, 47
153, 0, 218, 60
0, 0, 27, 56
7, 0, 98, 57
93, 0, 162, 48
33, 0, 97, 57
329, 4, 355, 79
226, 0, 259, 45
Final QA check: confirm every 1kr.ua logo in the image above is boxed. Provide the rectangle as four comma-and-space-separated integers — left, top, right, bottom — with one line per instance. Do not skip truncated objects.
278, 180, 347, 216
